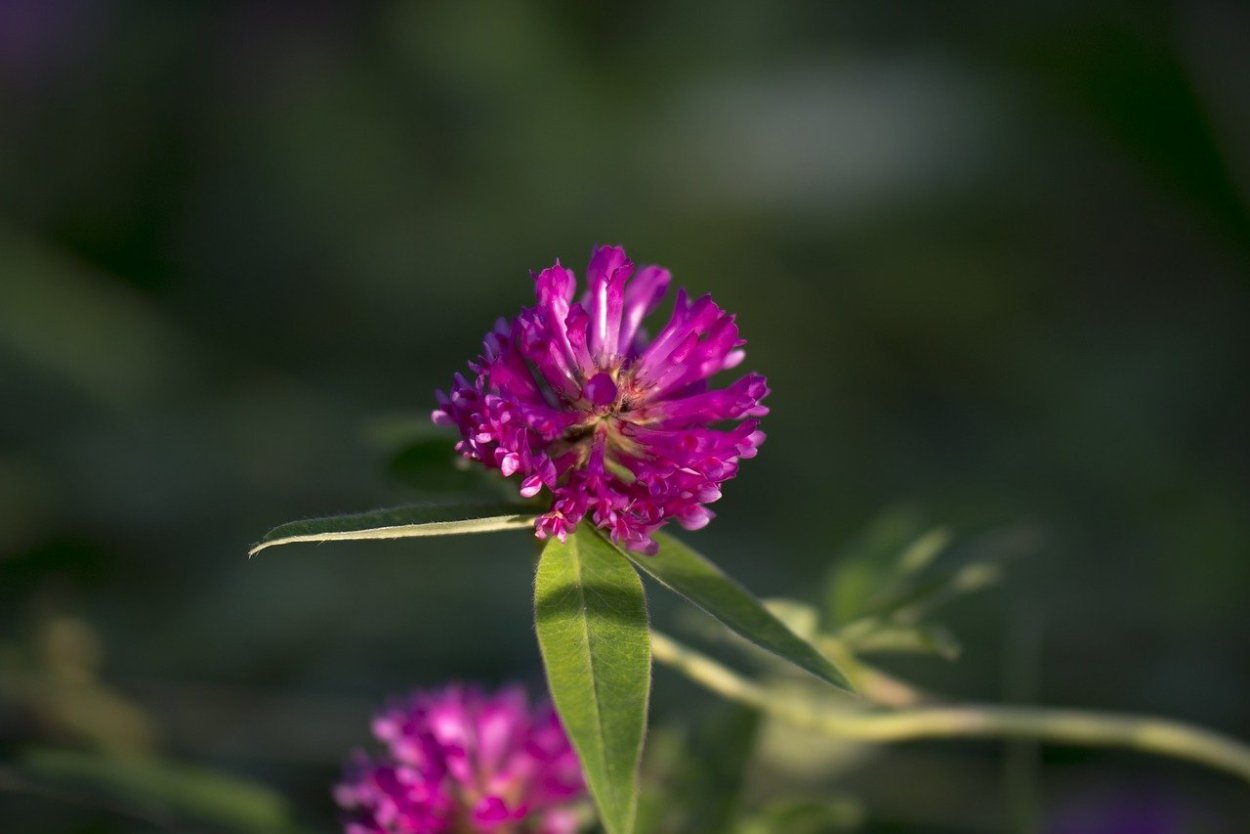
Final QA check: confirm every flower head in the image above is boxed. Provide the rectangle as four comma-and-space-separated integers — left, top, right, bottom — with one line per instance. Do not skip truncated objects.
335, 684, 585, 834
433, 245, 768, 553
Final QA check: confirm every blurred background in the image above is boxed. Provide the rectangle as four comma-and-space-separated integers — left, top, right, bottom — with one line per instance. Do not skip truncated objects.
2, 1, 1249, 831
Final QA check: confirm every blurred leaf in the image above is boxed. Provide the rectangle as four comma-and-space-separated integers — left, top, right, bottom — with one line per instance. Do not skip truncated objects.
385, 435, 486, 493
535, 523, 651, 834
248, 501, 535, 557
0, 616, 157, 754
734, 798, 864, 834
0, 225, 198, 412
825, 509, 939, 626
365, 417, 495, 494
869, 560, 1004, 626
363, 415, 453, 449
827, 517, 1035, 649
635, 706, 759, 834
676, 705, 760, 834
2, 672, 157, 755
833, 622, 962, 661
762, 599, 821, 642
10, 748, 303, 833
750, 675, 873, 778
613, 531, 852, 692
633, 728, 685, 834
895, 527, 952, 576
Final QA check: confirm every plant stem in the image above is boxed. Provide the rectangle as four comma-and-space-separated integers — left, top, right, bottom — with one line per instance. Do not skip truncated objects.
650, 631, 1250, 785
817, 637, 932, 708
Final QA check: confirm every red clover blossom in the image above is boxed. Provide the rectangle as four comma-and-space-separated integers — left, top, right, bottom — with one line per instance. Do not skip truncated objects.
433, 245, 768, 553
335, 684, 585, 834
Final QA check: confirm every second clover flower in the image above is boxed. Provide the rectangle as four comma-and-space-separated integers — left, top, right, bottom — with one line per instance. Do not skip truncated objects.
433, 245, 768, 554
335, 685, 584, 834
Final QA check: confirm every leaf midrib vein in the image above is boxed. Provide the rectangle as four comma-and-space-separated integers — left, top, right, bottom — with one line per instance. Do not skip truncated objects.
569, 534, 621, 827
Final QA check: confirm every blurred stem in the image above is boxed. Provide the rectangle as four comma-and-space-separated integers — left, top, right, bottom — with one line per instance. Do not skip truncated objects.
817, 637, 932, 708
650, 631, 1250, 785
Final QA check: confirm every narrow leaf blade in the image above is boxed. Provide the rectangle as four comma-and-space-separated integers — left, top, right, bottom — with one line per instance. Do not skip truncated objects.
249, 501, 535, 557
535, 523, 651, 834
614, 531, 853, 692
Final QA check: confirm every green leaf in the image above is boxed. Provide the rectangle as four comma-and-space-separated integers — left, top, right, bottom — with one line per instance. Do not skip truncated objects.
827, 517, 1037, 635
611, 531, 852, 692
872, 560, 1004, 625
248, 501, 535, 557
824, 509, 945, 626
835, 621, 962, 661
895, 527, 953, 576
535, 523, 651, 834
11, 747, 303, 833
734, 798, 864, 834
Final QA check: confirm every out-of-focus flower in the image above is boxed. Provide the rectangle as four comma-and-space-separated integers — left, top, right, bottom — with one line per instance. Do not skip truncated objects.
335, 684, 585, 834
1048, 789, 1200, 834
433, 245, 767, 553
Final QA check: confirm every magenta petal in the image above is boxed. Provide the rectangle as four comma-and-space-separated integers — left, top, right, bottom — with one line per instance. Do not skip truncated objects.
520, 473, 544, 498
471, 795, 525, 829
563, 302, 593, 373
536, 808, 582, 834
619, 264, 671, 351
433, 245, 765, 553
533, 261, 575, 307
585, 244, 632, 363
634, 373, 770, 427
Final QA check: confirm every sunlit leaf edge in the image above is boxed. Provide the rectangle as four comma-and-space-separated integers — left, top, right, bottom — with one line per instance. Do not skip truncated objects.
248, 501, 536, 557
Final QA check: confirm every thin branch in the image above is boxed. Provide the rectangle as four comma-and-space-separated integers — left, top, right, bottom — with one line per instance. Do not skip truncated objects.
817, 637, 933, 708
650, 630, 1250, 785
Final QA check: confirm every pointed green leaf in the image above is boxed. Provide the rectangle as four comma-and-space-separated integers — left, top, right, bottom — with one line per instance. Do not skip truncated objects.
610, 531, 852, 692
535, 523, 651, 834
248, 501, 535, 557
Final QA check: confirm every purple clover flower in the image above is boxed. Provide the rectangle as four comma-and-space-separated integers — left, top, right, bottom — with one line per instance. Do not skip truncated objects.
433, 245, 768, 554
1048, 789, 1200, 834
335, 684, 585, 834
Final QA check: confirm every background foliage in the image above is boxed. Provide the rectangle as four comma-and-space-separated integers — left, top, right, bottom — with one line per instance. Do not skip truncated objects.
2, 1, 1249, 831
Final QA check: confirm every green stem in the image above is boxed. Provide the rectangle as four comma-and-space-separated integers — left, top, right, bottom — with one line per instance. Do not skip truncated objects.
650, 631, 1250, 785
817, 636, 932, 707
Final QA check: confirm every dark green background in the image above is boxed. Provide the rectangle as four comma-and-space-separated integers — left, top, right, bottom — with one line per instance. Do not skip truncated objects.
2, 1, 1248, 831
